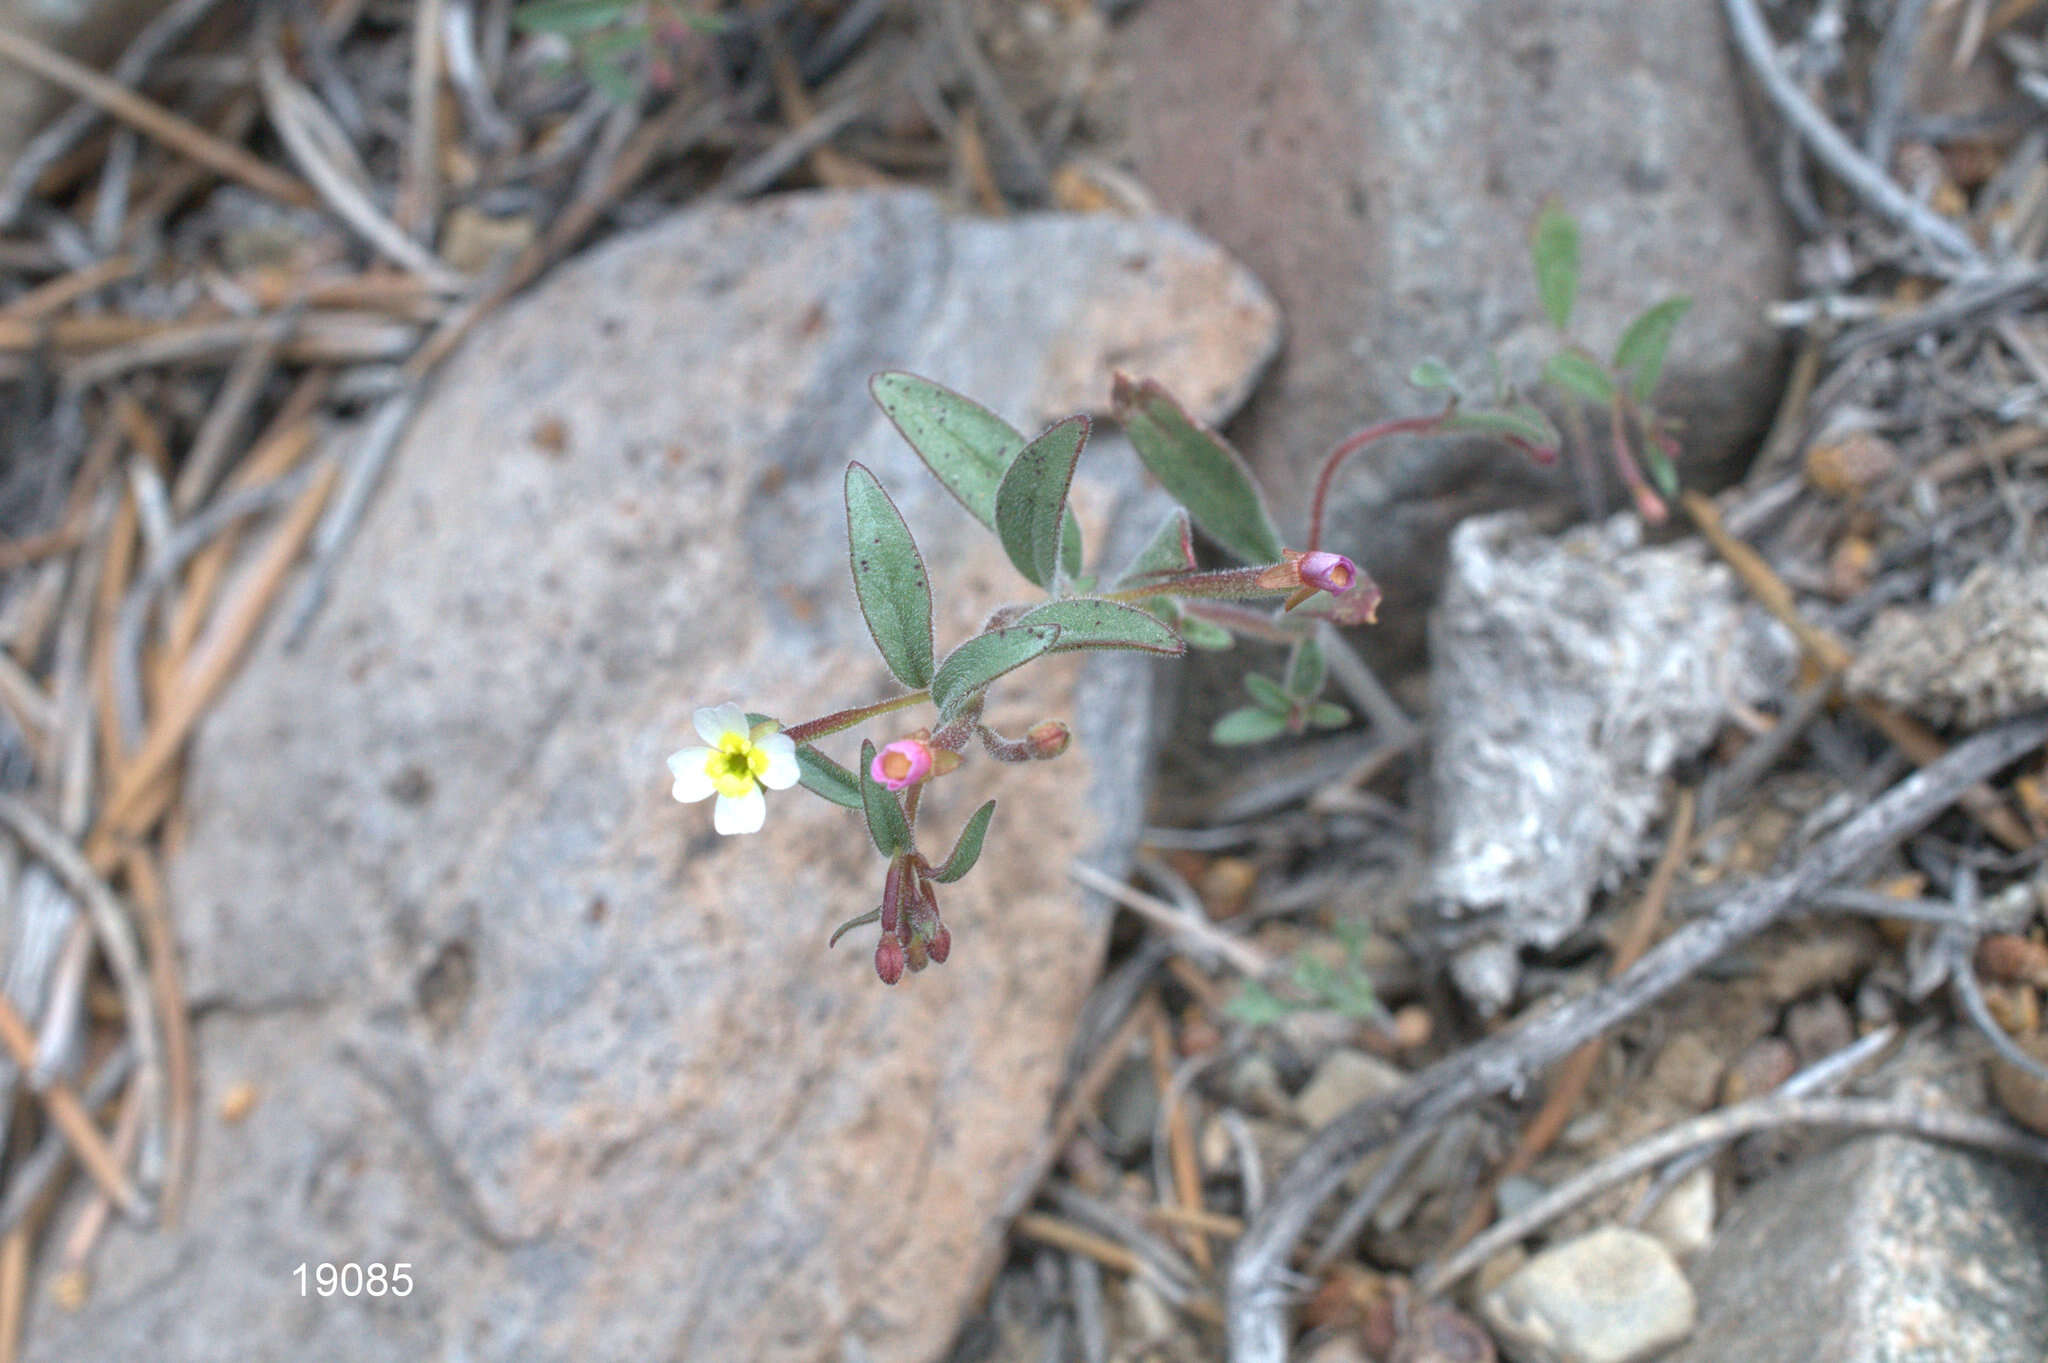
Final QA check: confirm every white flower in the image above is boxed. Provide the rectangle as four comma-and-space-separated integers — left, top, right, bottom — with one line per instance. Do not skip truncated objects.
668, 702, 800, 835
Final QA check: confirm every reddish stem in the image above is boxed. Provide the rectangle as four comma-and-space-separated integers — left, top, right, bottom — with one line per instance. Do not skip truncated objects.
782, 689, 928, 745
1307, 413, 1450, 551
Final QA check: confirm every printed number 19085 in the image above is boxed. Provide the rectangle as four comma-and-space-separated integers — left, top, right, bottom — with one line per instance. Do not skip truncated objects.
293, 1263, 413, 1297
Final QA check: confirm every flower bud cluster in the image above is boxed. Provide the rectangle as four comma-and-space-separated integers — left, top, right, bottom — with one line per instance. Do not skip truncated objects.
871, 851, 953, 985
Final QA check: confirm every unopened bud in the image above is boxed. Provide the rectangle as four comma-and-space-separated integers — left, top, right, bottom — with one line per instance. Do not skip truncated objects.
926, 926, 952, 964
1026, 720, 1070, 760
904, 939, 930, 973
874, 937, 905, 985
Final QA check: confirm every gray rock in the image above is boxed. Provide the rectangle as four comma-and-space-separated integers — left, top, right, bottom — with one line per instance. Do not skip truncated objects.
1641, 1165, 1716, 1260
1847, 561, 2048, 728
1668, 1134, 2048, 1363
1426, 512, 1792, 1013
1112, 0, 1791, 665
28, 191, 1280, 1363
1293, 1048, 1408, 1130
1480, 1226, 1696, 1363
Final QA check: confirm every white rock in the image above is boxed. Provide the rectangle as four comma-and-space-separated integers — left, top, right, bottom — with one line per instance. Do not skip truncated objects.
1643, 1166, 1716, 1258
1482, 1225, 1697, 1363
1293, 1048, 1408, 1129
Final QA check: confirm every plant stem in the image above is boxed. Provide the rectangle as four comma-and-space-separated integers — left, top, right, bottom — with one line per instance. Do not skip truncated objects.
1307, 413, 1449, 552
783, 690, 928, 745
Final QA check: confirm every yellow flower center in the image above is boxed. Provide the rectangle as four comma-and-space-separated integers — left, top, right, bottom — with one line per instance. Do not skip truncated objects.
707, 732, 768, 799
880, 750, 913, 783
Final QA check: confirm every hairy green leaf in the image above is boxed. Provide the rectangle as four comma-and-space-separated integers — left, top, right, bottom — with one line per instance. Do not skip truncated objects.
1016, 598, 1185, 655
1112, 508, 1197, 589
1444, 404, 1558, 448
869, 372, 1082, 577
1544, 351, 1616, 406
930, 624, 1061, 722
1244, 673, 1290, 714
995, 416, 1090, 588
796, 745, 863, 810
1532, 198, 1580, 331
1642, 442, 1680, 501
931, 800, 997, 883
844, 462, 935, 687
857, 740, 912, 856
1612, 296, 1692, 403
1284, 638, 1326, 698
1308, 700, 1351, 729
1112, 375, 1284, 565
1176, 609, 1234, 651
1212, 705, 1289, 745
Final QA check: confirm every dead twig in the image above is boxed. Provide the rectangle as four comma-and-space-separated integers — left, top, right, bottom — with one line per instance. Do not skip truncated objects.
1421, 1092, 2048, 1297
1720, 0, 1983, 265
1070, 860, 1275, 978
0, 992, 145, 1221
0, 24, 315, 214
1225, 714, 2048, 1363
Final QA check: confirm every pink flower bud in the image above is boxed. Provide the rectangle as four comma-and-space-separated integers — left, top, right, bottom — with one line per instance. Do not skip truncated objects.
874, 937, 905, 986
905, 939, 930, 973
1298, 550, 1359, 595
870, 738, 934, 791
926, 925, 952, 964
1026, 720, 1070, 760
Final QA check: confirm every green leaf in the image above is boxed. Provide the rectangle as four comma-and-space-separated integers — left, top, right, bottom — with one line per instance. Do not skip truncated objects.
930, 624, 1061, 722
583, 47, 643, 104
1224, 980, 1297, 1026
796, 745, 863, 810
1112, 375, 1284, 565
1016, 599, 1185, 655
1112, 508, 1197, 589
513, 0, 637, 33
1245, 672, 1291, 714
1531, 198, 1580, 332
857, 740, 912, 856
1177, 610, 1234, 651
868, 372, 1082, 577
1445, 404, 1558, 448
1612, 296, 1692, 404
1544, 351, 1616, 406
827, 907, 882, 948
1642, 442, 1680, 501
844, 462, 935, 688
1284, 638, 1326, 698
1211, 705, 1290, 745
994, 416, 1090, 588
1408, 357, 1461, 393
1308, 700, 1351, 729
930, 800, 997, 883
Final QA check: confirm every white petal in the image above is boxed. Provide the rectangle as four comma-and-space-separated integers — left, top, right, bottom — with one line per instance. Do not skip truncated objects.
668, 747, 716, 802
713, 786, 767, 835
694, 702, 750, 746
756, 733, 800, 790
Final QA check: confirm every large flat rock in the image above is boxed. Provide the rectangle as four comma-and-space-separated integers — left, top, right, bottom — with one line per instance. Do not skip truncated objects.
1112, 0, 1792, 664
1669, 1134, 2048, 1363
28, 191, 1279, 1363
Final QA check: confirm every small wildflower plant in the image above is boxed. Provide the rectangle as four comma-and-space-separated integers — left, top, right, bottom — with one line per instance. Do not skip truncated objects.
669, 201, 1691, 986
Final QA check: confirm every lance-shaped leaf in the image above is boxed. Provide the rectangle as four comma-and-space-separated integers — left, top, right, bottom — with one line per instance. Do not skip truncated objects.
844, 462, 935, 688
1244, 673, 1290, 714
1016, 598, 1184, 655
1212, 706, 1289, 745
930, 624, 1060, 722
857, 739, 912, 856
796, 745, 863, 810
930, 800, 997, 883
1284, 637, 1326, 698
994, 415, 1090, 588
1112, 375, 1284, 566
1612, 296, 1692, 403
1308, 701, 1351, 729
1112, 507, 1197, 589
1408, 357, 1461, 393
1531, 198, 1580, 332
869, 372, 1082, 576
1543, 351, 1615, 407
1445, 403, 1559, 449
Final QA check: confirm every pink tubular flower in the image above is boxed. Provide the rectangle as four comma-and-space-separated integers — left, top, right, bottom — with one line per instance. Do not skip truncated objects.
870, 737, 934, 791
1298, 550, 1359, 595
874, 937, 905, 986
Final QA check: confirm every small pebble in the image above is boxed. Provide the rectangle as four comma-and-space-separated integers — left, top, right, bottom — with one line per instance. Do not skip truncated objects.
1783, 992, 1854, 1066
1721, 1037, 1796, 1104
1481, 1226, 1696, 1363
1642, 1165, 1716, 1258
1294, 1049, 1408, 1130
219, 1081, 259, 1124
